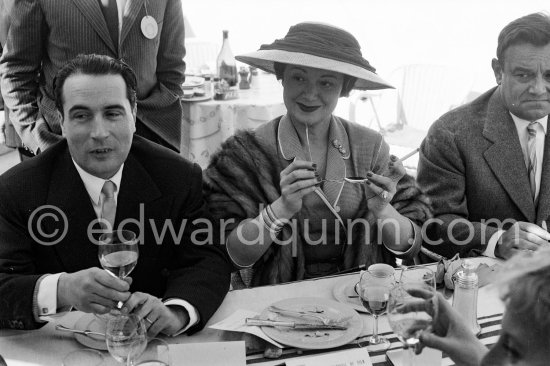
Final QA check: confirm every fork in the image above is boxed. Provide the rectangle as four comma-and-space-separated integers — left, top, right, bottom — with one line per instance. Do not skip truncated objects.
267, 305, 352, 325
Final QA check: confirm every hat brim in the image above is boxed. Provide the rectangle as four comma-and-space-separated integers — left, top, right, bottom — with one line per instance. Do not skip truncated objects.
236, 50, 394, 90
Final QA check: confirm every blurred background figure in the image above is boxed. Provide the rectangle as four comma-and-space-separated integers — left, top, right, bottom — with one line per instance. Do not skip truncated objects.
0, 0, 16, 156
419, 248, 550, 366
0, 0, 186, 156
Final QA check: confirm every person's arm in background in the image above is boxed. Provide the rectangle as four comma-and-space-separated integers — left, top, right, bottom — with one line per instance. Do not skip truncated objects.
136, 0, 185, 149
0, 0, 61, 154
0, 0, 10, 46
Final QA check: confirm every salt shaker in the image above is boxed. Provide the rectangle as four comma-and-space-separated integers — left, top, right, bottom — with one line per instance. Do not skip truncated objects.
452, 259, 481, 336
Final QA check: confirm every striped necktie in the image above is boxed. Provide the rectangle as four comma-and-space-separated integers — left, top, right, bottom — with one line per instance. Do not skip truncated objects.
527, 122, 539, 204
101, 180, 117, 229
98, 0, 119, 50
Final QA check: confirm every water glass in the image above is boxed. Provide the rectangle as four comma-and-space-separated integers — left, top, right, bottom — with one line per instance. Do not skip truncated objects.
127, 338, 171, 366
387, 267, 436, 366
106, 314, 147, 364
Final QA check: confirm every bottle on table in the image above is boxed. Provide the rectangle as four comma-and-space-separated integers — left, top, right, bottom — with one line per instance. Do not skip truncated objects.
216, 30, 238, 87
452, 259, 481, 336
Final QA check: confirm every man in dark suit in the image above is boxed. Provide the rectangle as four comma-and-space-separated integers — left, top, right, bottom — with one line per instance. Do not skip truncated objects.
0, 0, 185, 154
417, 12, 550, 260
0, 54, 231, 335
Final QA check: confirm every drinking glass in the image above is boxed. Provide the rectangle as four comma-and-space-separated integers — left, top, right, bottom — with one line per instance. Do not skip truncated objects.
106, 314, 147, 364
387, 267, 436, 366
62, 349, 105, 366
355, 270, 395, 351
98, 230, 139, 279
127, 338, 171, 366
98, 230, 138, 310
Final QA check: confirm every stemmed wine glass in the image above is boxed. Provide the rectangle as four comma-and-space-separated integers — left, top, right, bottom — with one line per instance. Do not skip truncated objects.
387, 267, 437, 366
355, 270, 395, 351
98, 229, 139, 310
106, 313, 147, 365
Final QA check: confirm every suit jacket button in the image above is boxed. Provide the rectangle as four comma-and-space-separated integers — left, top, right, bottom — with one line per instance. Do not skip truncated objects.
161, 268, 170, 277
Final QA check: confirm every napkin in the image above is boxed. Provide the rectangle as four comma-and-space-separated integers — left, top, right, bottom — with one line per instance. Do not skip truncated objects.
435, 255, 499, 290
208, 309, 284, 348
169, 341, 245, 366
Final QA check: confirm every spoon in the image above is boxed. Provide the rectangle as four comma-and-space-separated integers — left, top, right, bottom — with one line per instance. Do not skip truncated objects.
55, 324, 105, 338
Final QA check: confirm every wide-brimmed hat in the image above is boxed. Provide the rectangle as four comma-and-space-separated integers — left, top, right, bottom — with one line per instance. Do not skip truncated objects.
236, 22, 393, 90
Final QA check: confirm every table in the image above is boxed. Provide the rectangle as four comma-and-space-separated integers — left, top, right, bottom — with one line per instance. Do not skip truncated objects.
181, 74, 287, 168
0, 258, 502, 366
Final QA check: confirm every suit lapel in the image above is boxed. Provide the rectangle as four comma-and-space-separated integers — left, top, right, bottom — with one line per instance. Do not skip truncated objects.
115, 152, 162, 229
536, 116, 550, 224
483, 89, 535, 221
47, 150, 100, 273
71, 0, 118, 54
120, 0, 145, 46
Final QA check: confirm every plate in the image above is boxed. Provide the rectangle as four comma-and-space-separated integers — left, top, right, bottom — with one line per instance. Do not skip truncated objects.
332, 275, 370, 314
259, 297, 362, 350
73, 313, 107, 350
181, 94, 212, 102
182, 76, 205, 89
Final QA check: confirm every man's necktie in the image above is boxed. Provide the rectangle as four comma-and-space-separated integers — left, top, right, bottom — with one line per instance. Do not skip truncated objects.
101, 180, 117, 229
98, 0, 119, 50
527, 121, 539, 204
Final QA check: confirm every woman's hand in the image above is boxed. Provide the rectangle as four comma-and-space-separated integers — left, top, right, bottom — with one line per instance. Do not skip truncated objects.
276, 159, 319, 217
366, 155, 406, 213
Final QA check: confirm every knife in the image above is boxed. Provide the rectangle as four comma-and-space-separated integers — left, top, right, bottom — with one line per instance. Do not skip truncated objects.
245, 318, 348, 330
55, 324, 105, 338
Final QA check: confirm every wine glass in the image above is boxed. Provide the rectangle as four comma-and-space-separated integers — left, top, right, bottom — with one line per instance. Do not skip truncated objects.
355, 270, 395, 351
127, 338, 171, 366
98, 229, 139, 310
106, 313, 147, 364
98, 230, 139, 279
62, 349, 105, 366
387, 267, 436, 366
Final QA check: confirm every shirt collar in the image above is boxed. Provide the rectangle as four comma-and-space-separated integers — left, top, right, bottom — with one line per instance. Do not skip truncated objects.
510, 113, 548, 135
72, 160, 124, 205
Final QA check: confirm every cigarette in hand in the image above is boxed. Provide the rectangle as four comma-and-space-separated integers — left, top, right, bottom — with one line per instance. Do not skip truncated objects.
395, 148, 420, 163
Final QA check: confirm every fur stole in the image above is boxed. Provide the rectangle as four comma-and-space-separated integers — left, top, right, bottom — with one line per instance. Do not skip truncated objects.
204, 122, 432, 288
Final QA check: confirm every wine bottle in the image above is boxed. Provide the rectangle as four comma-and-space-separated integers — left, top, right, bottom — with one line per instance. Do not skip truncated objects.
216, 30, 238, 87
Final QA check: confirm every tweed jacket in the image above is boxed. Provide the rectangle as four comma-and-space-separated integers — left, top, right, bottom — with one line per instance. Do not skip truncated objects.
204, 115, 432, 287
417, 86, 550, 258
0, 0, 185, 152
0, 136, 231, 330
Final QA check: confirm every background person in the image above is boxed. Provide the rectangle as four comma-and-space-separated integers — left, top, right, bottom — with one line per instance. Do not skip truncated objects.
417, 12, 550, 260
0, 0, 185, 155
0, 54, 231, 335
418, 248, 550, 366
203, 22, 433, 288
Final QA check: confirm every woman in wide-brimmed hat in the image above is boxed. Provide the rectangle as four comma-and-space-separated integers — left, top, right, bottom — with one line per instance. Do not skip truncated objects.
204, 22, 432, 288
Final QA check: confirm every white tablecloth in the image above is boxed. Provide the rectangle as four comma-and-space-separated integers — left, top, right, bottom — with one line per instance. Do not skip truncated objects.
181, 74, 286, 168
0, 258, 502, 366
